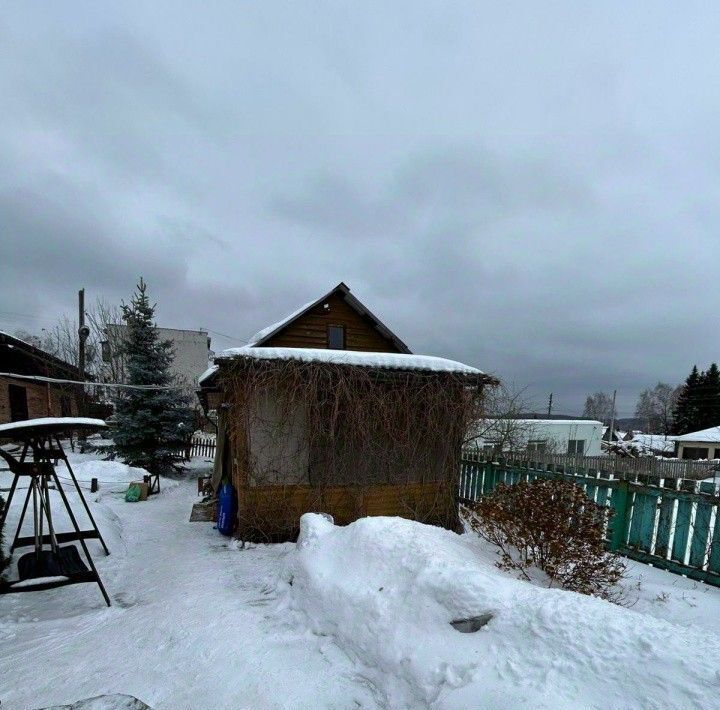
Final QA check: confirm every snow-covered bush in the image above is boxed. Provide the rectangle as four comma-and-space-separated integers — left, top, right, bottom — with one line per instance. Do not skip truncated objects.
466, 479, 625, 599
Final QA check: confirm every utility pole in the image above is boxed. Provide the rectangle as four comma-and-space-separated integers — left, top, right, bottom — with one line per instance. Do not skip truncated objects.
78, 288, 90, 426
608, 389, 617, 442
78, 288, 86, 387
547, 392, 553, 417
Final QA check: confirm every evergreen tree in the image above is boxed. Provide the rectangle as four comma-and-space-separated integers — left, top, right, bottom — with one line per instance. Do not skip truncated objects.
697, 363, 720, 430
112, 279, 194, 474
672, 366, 702, 434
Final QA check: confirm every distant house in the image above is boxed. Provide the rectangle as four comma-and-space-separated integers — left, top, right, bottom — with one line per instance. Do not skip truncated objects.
602, 427, 630, 443
673, 427, 720, 460
103, 324, 211, 402
470, 417, 604, 456
626, 433, 677, 457
199, 282, 496, 540
0, 331, 82, 424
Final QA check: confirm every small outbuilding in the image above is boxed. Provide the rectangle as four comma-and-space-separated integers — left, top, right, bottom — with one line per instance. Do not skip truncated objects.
199, 283, 495, 540
0, 331, 82, 425
673, 427, 720, 460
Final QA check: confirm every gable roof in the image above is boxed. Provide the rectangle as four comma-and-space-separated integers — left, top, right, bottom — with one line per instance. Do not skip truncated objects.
0, 330, 84, 379
675, 426, 720, 443
247, 282, 411, 354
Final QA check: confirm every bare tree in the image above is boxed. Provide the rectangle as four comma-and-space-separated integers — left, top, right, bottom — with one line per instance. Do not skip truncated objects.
634, 382, 680, 434
13, 297, 122, 380
40, 315, 96, 371
583, 392, 617, 425
12, 329, 44, 349
466, 384, 541, 453
86, 297, 125, 383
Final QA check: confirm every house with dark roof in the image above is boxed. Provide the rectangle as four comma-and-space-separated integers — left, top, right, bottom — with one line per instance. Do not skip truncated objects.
199, 283, 495, 540
246, 281, 411, 352
0, 331, 83, 424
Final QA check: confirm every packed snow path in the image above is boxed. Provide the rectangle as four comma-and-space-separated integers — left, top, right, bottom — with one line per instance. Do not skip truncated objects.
0, 461, 379, 709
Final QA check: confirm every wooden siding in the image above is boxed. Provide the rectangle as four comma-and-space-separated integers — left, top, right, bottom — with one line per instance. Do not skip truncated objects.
262, 292, 403, 353
236, 481, 456, 540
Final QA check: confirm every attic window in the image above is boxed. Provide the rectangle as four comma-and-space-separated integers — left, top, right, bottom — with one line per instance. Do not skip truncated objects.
327, 325, 345, 349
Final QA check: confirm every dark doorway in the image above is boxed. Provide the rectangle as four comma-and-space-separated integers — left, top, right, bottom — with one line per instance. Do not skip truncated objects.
8, 384, 29, 422
60, 395, 72, 417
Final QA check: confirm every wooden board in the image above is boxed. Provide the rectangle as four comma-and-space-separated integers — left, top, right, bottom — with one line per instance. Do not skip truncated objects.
262, 292, 403, 352
236, 481, 457, 540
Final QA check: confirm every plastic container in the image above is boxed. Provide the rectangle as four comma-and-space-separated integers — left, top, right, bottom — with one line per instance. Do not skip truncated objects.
216, 482, 237, 536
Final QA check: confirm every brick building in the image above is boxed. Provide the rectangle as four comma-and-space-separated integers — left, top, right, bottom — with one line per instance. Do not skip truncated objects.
0, 331, 82, 424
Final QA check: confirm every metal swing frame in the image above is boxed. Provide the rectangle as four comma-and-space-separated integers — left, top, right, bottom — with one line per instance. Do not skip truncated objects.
0, 420, 111, 606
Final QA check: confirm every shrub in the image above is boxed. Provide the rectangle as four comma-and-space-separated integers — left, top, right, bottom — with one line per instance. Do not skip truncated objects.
465, 479, 625, 600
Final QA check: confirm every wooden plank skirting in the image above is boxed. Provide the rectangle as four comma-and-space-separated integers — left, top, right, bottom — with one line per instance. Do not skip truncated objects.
237, 481, 457, 541
459, 454, 720, 588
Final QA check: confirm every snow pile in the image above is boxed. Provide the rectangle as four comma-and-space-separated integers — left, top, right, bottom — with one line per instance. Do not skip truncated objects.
72, 459, 151, 488
278, 514, 720, 709
43, 694, 151, 709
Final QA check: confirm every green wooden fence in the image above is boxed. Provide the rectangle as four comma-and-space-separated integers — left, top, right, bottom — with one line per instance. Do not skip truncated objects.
459, 452, 720, 587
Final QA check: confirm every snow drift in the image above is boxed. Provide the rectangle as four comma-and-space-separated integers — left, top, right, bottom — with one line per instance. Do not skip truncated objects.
278, 514, 720, 709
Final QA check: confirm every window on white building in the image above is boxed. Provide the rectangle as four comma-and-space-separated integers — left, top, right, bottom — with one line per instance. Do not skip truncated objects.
567, 439, 585, 455
527, 440, 547, 452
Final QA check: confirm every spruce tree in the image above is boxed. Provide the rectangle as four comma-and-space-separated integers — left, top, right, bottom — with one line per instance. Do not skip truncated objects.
672, 366, 702, 434
112, 279, 194, 474
698, 363, 720, 429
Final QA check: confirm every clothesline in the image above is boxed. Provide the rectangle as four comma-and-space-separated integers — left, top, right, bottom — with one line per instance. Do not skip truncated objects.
0, 372, 182, 391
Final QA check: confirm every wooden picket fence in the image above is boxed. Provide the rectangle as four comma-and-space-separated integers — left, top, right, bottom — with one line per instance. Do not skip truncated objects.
459, 452, 720, 587
469, 449, 717, 480
190, 436, 216, 459
173, 435, 217, 461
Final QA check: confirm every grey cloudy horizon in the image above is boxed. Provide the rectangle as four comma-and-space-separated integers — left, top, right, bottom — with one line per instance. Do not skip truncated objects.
2, 2, 719, 418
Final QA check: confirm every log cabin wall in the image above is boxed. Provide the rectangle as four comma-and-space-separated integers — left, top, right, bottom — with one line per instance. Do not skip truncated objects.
261, 292, 403, 352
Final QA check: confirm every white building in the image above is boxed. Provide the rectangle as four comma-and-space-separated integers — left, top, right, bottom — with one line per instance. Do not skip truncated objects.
673, 427, 720, 460
103, 324, 211, 402
469, 418, 604, 457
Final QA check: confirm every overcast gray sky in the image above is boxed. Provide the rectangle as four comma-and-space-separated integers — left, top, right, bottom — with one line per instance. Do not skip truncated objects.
2, 2, 719, 416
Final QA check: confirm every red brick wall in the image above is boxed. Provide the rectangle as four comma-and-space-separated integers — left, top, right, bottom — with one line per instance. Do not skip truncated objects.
0, 376, 78, 425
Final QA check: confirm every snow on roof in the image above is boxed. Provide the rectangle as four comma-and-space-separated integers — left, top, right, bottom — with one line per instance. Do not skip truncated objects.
675, 426, 720, 443
0, 329, 35, 348
629, 433, 677, 451
246, 283, 412, 353
198, 364, 219, 385
0, 417, 107, 436
213, 346, 485, 376
503, 418, 603, 426
247, 301, 316, 346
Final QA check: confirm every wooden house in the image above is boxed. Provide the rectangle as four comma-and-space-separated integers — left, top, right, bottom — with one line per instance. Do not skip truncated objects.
199, 283, 495, 540
0, 331, 82, 425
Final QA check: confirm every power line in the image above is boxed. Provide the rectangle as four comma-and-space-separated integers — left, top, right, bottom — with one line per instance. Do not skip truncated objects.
0, 372, 182, 391
206, 329, 249, 344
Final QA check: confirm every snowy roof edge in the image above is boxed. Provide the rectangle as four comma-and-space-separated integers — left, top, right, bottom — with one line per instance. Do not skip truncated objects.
674, 426, 720, 442
247, 282, 412, 353
201, 346, 492, 380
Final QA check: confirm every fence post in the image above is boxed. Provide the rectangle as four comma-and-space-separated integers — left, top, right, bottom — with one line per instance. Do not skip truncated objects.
609, 479, 631, 551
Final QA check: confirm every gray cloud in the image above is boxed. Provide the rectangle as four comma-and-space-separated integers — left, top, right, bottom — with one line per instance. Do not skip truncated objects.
3, 2, 720, 418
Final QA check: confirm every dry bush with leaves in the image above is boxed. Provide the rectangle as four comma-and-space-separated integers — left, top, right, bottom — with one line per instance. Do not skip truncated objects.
220, 357, 491, 539
465, 479, 625, 599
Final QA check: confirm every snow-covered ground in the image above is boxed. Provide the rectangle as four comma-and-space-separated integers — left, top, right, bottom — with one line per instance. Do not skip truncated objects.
2, 450, 720, 709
